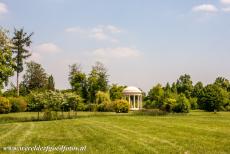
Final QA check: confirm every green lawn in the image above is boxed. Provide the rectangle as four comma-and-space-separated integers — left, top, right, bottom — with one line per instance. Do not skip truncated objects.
0, 111, 230, 154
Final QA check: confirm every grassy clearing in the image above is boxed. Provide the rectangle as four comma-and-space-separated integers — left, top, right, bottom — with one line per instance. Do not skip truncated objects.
0, 111, 230, 154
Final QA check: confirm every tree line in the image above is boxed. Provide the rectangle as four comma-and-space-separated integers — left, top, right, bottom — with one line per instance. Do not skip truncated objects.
144, 75, 230, 112
0, 27, 230, 118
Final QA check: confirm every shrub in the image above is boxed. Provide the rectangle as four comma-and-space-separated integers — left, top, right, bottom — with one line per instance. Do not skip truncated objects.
113, 99, 129, 113
62, 92, 85, 113
0, 97, 11, 114
95, 91, 112, 112
162, 98, 176, 112
189, 97, 198, 110
9, 97, 27, 112
173, 94, 190, 113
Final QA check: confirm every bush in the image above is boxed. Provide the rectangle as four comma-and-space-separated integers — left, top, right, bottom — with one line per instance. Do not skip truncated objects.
113, 99, 129, 113
173, 94, 190, 113
0, 97, 11, 114
95, 91, 112, 112
9, 97, 27, 112
162, 98, 176, 112
189, 97, 198, 110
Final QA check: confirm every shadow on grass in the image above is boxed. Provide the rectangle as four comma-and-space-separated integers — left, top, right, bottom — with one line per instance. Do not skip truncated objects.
0, 110, 191, 124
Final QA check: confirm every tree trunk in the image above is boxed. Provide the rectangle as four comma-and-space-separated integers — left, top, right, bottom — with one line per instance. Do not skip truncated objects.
16, 71, 19, 97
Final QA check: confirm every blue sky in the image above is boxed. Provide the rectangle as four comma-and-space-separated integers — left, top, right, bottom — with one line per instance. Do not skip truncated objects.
0, 0, 230, 92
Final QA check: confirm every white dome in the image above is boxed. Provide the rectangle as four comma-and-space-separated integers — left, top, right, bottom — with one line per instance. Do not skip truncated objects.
123, 86, 142, 94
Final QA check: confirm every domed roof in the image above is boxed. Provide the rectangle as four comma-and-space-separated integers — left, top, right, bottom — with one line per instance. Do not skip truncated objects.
123, 86, 142, 94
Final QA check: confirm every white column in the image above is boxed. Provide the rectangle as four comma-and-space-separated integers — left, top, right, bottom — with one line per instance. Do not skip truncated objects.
137, 95, 140, 109
140, 95, 142, 109
133, 95, 135, 108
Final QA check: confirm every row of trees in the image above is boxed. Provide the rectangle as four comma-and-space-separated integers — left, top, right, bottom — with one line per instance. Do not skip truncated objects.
145, 74, 230, 112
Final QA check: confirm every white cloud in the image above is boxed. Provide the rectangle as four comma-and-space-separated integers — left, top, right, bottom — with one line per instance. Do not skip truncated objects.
222, 7, 230, 12
92, 47, 140, 59
0, 2, 8, 15
34, 43, 61, 54
221, 0, 230, 5
192, 4, 218, 13
65, 25, 122, 42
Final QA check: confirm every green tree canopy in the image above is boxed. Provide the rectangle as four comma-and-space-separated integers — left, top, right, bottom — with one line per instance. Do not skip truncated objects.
22, 61, 48, 91
176, 74, 193, 98
88, 62, 109, 103
0, 28, 15, 90
68, 63, 87, 100
109, 84, 125, 101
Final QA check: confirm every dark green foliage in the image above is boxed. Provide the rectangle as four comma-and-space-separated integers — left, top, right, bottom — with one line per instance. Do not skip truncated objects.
0, 97, 11, 114
22, 61, 48, 91
113, 99, 129, 113
200, 84, 228, 112
192, 81, 204, 101
68, 64, 87, 100
176, 74, 193, 98
214, 77, 230, 91
88, 62, 109, 103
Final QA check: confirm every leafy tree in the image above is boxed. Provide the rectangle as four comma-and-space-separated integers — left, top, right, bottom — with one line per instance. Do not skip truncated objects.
164, 82, 171, 92
47, 75, 55, 91
192, 82, 204, 98
68, 64, 87, 100
200, 84, 227, 112
171, 82, 177, 93
11, 28, 33, 96
214, 77, 230, 91
173, 94, 190, 113
0, 28, 15, 90
27, 92, 45, 119
109, 84, 125, 101
88, 62, 109, 103
22, 61, 48, 91
176, 74, 193, 98
147, 84, 164, 108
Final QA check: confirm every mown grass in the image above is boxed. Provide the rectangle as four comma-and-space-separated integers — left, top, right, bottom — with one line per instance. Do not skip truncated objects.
0, 111, 230, 154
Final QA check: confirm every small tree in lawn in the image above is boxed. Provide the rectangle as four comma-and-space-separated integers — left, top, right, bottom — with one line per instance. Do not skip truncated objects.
64, 93, 83, 117
27, 92, 44, 120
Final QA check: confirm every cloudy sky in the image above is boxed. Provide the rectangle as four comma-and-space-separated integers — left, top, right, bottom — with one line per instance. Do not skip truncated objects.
0, 0, 230, 92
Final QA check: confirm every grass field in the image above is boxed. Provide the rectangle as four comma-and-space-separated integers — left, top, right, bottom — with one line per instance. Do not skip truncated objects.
0, 111, 230, 154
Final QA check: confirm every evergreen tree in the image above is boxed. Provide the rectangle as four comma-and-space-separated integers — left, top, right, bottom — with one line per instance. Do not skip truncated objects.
12, 28, 33, 96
